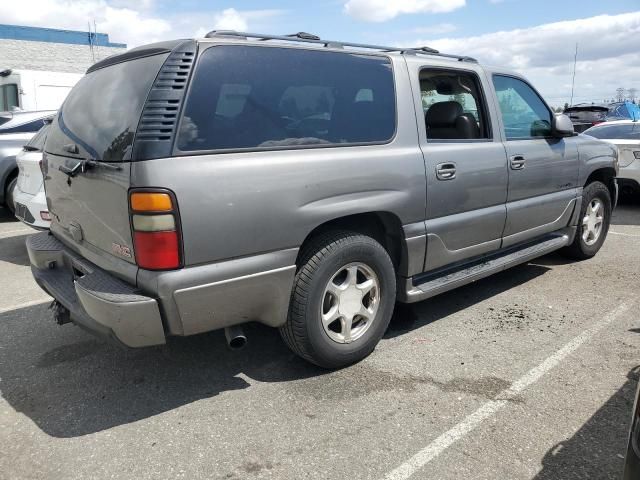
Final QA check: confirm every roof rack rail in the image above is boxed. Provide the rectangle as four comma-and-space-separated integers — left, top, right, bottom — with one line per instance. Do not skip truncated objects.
203, 30, 478, 63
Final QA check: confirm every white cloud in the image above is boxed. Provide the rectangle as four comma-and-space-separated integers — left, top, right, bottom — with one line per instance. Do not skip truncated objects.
410, 12, 640, 105
212, 8, 249, 32
344, 0, 465, 22
0, 0, 284, 47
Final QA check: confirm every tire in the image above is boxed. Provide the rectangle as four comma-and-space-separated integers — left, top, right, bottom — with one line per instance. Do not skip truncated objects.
561, 181, 612, 260
4, 177, 17, 215
280, 231, 396, 369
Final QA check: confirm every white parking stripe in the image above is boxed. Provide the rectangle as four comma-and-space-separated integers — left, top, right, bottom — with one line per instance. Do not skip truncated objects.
0, 228, 33, 237
383, 302, 632, 480
0, 297, 51, 315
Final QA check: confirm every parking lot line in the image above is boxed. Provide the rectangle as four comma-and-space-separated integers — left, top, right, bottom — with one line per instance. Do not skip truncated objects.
0, 297, 51, 315
383, 302, 632, 480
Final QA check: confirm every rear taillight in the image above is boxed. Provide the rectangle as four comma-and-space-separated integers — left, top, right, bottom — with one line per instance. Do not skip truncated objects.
129, 190, 182, 270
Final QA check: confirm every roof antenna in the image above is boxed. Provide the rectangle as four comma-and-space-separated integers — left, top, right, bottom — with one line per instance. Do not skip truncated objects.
569, 43, 578, 106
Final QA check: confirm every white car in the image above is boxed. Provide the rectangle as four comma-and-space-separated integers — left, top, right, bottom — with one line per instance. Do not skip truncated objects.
13, 123, 50, 229
584, 120, 640, 197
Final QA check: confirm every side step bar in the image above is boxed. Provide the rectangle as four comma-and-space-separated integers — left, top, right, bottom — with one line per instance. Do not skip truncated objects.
401, 233, 570, 303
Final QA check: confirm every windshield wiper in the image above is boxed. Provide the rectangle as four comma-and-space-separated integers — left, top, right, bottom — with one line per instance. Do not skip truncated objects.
23, 146, 40, 152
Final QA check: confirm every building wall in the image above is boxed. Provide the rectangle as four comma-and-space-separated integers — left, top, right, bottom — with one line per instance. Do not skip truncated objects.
0, 38, 125, 74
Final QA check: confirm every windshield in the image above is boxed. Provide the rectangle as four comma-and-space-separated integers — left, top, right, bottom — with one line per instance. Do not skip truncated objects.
45, 53, 169, 161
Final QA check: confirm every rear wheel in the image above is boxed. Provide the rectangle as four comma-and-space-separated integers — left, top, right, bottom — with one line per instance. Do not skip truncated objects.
280, 231, 396, 369
4, 176, 17, 215
561, 181, 611, 260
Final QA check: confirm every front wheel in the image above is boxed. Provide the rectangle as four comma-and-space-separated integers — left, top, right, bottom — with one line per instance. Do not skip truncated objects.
561, 181, 612, 260
280, 231, 396, 369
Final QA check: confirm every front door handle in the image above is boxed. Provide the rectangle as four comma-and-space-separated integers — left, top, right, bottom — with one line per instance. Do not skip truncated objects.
436, 162, 457, 181
510, 155, 526, 170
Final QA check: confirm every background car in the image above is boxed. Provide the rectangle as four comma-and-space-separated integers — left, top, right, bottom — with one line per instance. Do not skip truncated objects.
564, 101, 640, 133
564, 103, 609, 133
0, 110, 55, 214
13, 123, 50, 229
584, 120, 640, 197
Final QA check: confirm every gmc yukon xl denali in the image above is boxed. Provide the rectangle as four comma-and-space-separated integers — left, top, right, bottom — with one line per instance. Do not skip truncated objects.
28, 32, 618, 368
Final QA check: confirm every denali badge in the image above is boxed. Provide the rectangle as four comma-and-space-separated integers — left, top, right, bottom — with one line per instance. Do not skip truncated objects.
112, 243, 132, 258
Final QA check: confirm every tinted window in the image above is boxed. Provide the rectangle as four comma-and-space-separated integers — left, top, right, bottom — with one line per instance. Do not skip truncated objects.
493, 75, 552, 140
25, 124, 50, 151
0, 117, 49, 134
420, 69, 491, 140
584, 123, 640, 140
177, 46, 396, 152
0, 84, 19, 111
45, 53, 168, 161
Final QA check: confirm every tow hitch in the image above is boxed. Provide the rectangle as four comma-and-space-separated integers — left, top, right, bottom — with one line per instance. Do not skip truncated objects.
49, 300, 71, 325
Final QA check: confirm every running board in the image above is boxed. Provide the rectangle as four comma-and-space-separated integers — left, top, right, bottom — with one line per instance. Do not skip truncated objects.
402, 234, 570, 303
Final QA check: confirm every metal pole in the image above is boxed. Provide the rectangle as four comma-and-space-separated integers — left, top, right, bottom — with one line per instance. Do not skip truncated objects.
569, 43, 578, 106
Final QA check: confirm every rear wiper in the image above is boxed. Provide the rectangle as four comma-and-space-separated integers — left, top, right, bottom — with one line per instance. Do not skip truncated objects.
59, 159, 122, 178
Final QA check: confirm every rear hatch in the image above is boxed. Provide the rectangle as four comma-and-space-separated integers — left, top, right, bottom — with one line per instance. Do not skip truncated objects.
43, 52, 170, 270
17, 124, 48, 195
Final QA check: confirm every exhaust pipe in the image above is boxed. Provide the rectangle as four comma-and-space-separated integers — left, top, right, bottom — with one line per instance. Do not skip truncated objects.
224, 325, 247, 350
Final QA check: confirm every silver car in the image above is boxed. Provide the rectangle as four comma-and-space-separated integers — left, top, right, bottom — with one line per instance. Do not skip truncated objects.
584, 120, 640, 197
27, 32, 617, 368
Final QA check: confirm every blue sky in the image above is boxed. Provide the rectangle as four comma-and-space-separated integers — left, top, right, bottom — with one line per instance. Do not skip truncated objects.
148, 0, 639, 44
1, 0, 638, 106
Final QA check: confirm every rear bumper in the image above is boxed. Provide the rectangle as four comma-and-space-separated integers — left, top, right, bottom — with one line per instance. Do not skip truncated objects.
14, 189, 50, 229
27, 232, 166, 347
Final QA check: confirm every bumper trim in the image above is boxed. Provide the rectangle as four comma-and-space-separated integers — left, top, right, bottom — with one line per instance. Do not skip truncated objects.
27, 232, 165, 347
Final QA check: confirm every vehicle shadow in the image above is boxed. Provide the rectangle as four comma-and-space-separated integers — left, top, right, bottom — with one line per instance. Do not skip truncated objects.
533, 366, 639, 480
0, 206, 18, 223
0, 261, 553, 439
0, 303, 326, 438
612, 197, 640, 227
386, 262, 552, 338
0, 233, 32, 266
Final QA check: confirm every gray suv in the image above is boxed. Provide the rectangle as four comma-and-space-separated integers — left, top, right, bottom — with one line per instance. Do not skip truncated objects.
27, 32, 618, 368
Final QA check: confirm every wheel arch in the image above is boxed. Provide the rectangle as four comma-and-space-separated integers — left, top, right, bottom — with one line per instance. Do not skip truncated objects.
297, 211, 409, 274
584, 167, 617, 205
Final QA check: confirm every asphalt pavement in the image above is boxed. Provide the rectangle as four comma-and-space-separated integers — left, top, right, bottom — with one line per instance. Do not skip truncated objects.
0, 199, 638, 480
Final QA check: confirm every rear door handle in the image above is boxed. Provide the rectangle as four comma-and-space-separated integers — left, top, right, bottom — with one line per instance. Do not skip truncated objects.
436, 162, 457, 181
510, 155, 526, 170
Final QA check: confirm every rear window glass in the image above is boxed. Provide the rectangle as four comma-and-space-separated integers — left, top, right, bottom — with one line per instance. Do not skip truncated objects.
25, 124, 50, 151
177, 46, 396, 152
584, 123, 640, 140
45, 53, 169, 161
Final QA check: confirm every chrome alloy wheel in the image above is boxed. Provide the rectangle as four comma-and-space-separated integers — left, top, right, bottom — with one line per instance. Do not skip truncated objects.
582, 198, 605, 246
321, 262, 380, 344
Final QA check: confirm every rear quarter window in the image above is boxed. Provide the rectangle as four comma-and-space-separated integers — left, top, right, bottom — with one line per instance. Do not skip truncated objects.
45, 53, 169, 161
177, 46, 396, 152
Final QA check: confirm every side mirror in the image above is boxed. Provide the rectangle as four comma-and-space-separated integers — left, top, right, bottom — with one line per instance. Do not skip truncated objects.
552, 114, 575, 137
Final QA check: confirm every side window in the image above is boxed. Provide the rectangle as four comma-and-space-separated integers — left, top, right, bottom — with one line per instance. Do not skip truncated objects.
0, 84, 19, 111
492, 75, 552, 140
177, 46, 396, 152
420, 69, 490, 141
